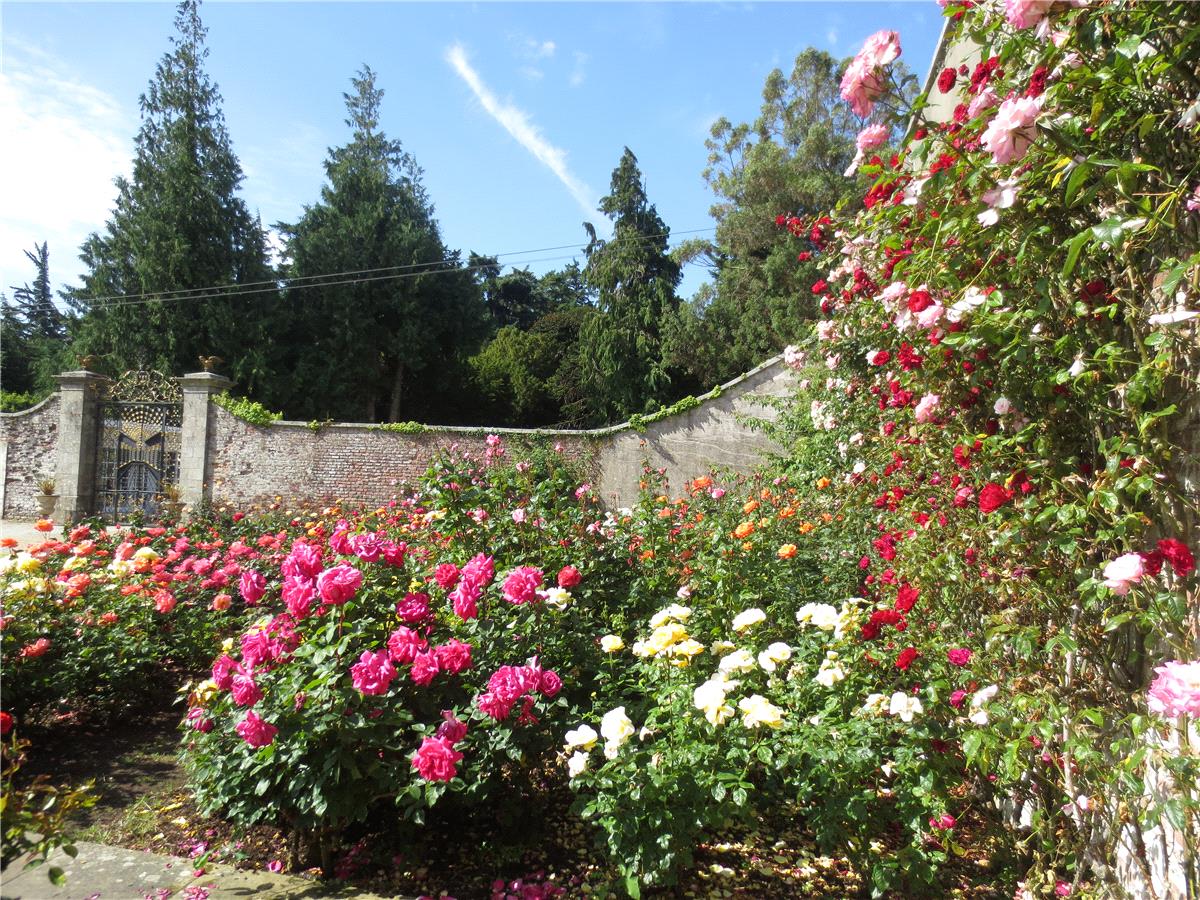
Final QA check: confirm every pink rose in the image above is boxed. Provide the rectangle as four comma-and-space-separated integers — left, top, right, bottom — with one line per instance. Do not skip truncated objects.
461, 553, 495, 586
1004, 0, 1054, 30
350, 649, 397, 696
502, 566, 544, 605
1102, 553, 1145, 595
949, 689, 968, 709
840, 30, 901, 117
967, 86, 999, 121
1147, 660, 1200, 718
387, 626, 428, 664
235, 711, 278, 748
282, 575, 316, 619
317, 564, 362, 605
395, 592, 432, 624
239, 570, 267, 605
350, 532, 384, 563
380, 540, 407, 567
411, 736, 463, 782
410, 650, 441, 687
434, 563, 461, 590
450, 580, 480, 620
981, 95, 1043, 165
212, 654, 237, 690
947, 648, 973, 667
435, 710, 468, 744
230, 670, 262, 707
539, 670, 563, 698
434, 639, 473, 675
186, 707, 213, 733
856, 123, 889, 152
282, 541, 322, 579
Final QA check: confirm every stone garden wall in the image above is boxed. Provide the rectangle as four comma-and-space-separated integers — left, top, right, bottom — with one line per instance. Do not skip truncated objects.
0, 395, 60, 519
205, 356, 794, 512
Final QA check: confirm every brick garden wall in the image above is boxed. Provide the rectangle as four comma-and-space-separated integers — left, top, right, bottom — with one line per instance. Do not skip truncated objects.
0, 395, 60, 519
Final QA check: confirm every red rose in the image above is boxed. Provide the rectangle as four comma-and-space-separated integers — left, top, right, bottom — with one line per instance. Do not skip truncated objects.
937, 66, 957, 93
895, 583, 919, 613
895, 647, 920, 671
1158, 539, 1196, 578
978, 483, 1010, 514
0, 711, 12, 735
557, 565, 582, 589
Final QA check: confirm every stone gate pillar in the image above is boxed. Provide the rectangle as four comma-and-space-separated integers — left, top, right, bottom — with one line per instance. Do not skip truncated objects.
177, 371, 232, 514
53, 369, 108, 524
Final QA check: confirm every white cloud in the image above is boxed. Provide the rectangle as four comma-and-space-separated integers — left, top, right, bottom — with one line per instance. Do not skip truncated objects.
0, 46, 133, 298
528, 39, 556, 60
445, 43, 595, 219
519, 65, 545, 81
826, 28, 839, 46
570, 51, 589, 88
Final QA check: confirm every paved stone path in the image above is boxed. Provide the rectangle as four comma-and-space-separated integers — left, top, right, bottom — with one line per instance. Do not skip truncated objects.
0, 519, 52, 549
1, 841, 397, 899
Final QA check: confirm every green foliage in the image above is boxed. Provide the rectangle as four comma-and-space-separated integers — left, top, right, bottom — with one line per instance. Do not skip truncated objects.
213, 392, 283, 426
1, 736, 95, 884
626, 393, 703, 433
69, 0, 276, 389
371, 421, 428, 435
669, 48, 915, 386
0, 390, 46, 413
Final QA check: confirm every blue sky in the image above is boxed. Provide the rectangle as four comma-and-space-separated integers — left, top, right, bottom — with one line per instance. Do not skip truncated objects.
0, 2, 943, 306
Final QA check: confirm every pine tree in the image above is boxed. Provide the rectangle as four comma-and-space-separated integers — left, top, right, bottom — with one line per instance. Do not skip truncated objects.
579, 148, 682, 423
274, 67, 486, 422
4, 243, 70, 395
70, 0, 275, 383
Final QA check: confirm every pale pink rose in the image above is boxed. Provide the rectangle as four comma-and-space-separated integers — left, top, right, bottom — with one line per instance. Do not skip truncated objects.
1147, 660, 1200, 718
856, 123, 890, 152
859, 29, 901, 67
840, 30, 901, 117
817, 320, 838, 341
994, 397, 1013, 416
1102, 553, 1145, 595
1005, 0, 1054, 30
783, 345, 806, 369
978, 177, 1020, 227
981, 96, 1043, 165
511, 507, 527, 524
914, 393, 941, 424
967, 87, 999, 121
916, 302, 945, 329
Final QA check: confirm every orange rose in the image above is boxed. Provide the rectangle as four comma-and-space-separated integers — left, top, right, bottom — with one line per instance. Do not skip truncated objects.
777, 544, 798, 559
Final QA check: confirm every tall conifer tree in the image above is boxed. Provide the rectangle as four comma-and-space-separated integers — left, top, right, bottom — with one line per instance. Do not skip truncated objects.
579, 148, 682, 423
71, 0, 274, 384
275, 67, 485, 422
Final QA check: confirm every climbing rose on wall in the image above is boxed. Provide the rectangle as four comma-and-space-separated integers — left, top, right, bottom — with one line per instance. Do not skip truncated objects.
1147, 661, 1200, 718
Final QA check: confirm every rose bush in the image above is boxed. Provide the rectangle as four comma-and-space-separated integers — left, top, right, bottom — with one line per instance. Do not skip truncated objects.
178, 438, 634, 872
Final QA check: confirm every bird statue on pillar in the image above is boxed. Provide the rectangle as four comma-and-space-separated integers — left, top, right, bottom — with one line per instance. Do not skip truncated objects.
198, 356, 224, 373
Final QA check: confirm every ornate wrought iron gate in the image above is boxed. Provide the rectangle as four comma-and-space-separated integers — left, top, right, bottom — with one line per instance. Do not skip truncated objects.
94, 370, 183, 522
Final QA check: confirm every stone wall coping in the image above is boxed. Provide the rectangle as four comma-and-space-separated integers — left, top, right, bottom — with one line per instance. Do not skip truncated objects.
53, 370, 109, 389
0, 393, 59, 419
218, 354, 787, 437
179, 371, 234, 392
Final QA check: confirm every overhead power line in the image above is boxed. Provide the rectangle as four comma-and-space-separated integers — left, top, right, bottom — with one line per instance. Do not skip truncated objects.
66, 225, 717, 311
